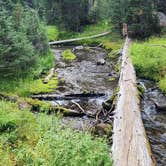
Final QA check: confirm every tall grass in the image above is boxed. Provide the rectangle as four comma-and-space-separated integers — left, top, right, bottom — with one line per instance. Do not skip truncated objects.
0, 101, 112, 166
131, 36, 166, 92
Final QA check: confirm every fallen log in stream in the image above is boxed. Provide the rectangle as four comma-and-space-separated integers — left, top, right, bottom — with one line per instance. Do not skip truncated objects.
112, 37, 156, 166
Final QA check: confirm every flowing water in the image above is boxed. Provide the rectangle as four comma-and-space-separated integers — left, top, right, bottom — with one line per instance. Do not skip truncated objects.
49, 46, 119, 130
140, 79, 166, 166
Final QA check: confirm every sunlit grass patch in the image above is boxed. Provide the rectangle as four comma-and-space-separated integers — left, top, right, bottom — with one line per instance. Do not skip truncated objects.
131, 36, 166, 92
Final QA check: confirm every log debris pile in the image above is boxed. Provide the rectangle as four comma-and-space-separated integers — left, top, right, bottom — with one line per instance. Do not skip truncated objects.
112, 38, 156, 166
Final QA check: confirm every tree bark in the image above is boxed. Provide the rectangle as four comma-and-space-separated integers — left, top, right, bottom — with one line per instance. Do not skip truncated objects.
112, 37, 156, 166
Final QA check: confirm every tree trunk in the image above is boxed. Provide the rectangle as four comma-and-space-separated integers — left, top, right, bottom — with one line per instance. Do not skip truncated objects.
112, 37, 156, 166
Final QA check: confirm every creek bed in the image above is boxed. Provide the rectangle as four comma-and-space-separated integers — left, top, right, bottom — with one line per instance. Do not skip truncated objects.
140, 79, 166, 166
48, 46, 119, 130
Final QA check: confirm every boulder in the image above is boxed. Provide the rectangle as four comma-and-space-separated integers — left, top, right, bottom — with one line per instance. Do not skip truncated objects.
157, 12, 166, 27
93, 123, 112, 136
96, 59, 106, 65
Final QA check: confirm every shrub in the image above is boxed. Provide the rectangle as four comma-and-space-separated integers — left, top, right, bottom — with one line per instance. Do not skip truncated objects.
46, 25, 59, 41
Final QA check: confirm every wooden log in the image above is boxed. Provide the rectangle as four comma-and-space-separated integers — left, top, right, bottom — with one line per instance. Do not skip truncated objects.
112, 37, 155, 166
49, 31, 111, 45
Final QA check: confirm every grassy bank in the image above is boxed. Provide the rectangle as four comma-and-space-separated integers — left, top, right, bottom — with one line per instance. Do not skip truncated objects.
130, 36, 166, 92
0, 100, 112, 166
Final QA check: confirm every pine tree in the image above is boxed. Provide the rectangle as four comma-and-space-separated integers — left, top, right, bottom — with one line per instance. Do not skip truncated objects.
110, 0, 161, 38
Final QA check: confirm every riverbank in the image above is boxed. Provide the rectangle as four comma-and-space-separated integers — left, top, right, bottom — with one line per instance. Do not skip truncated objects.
130, 35, 166, 92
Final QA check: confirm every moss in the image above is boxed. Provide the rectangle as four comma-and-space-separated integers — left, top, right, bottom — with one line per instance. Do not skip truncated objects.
137, 85, 145, 94
62, 49, 76, 61
29, 77, 58, 95
25, 98, 76, 115
108, 77, 116, 81
102, 41, 122, 51
159, 75, 166, 92
25, 98, 52, 112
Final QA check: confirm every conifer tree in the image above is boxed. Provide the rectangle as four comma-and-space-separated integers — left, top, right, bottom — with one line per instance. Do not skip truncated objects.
110, 0, 160, 38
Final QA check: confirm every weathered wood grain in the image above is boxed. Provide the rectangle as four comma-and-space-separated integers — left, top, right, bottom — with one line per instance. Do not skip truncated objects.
112, 37, 155, 166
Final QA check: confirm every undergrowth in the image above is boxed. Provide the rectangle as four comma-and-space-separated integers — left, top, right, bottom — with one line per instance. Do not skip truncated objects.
0, 100, 112, 166
0, 50, 57, 96
46, 25, 59, 41
131, 36, 166, 92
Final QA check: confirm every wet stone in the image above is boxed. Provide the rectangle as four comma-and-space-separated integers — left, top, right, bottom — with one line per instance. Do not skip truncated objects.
96, 58, 106, 65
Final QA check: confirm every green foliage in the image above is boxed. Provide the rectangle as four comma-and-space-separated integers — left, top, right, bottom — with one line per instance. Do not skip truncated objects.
62, 49, 76, 61
59, 20, 111, 39
102, 41, 122, 51
159, 76, 166, 92
0, 101, 112, 166
131, 36, 166, 91
155, 0, 166, 14
58, 20, 122, 46
110, 0, 161, 38
0, 3, 49, 78
0, 76, 58, 97
46, 25, 59, 41
29, 77, 58, 95
32, 50, 54, 78
23, 8, 49, 54
0, 50, 56, 96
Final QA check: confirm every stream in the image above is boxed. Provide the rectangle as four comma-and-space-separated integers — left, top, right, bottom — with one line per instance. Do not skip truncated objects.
50, 46, 119, 131
140, 80, 166, 166
38, 46, 165, 165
